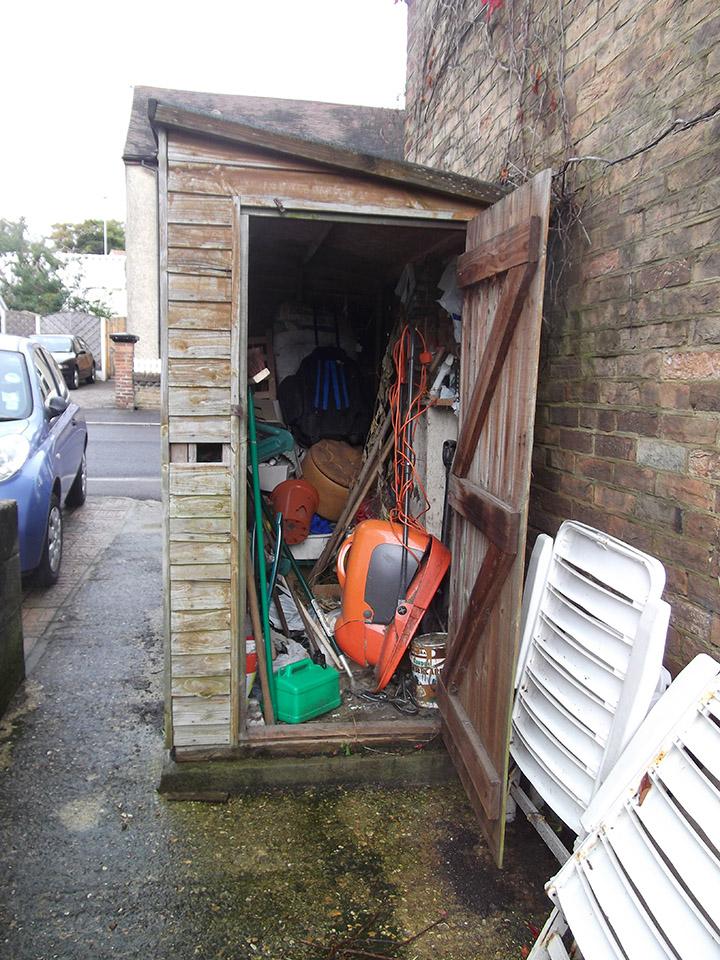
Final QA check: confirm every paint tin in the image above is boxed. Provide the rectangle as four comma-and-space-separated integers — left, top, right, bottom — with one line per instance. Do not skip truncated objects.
410, 633, 447, 709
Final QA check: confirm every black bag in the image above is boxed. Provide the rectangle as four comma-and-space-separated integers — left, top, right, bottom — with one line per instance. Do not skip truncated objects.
279, 345, 371, 447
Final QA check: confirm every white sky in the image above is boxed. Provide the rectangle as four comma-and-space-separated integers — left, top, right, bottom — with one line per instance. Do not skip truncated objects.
0, 0, 407, 238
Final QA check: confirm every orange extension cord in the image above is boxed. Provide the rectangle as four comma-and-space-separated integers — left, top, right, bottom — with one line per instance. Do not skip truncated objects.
388, 325, 433, 533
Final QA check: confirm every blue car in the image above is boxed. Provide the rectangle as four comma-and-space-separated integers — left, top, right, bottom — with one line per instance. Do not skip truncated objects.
0, 334, 87, 585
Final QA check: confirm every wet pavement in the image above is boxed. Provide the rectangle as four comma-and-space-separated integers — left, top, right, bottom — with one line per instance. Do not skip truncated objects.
1, 498, 558, 960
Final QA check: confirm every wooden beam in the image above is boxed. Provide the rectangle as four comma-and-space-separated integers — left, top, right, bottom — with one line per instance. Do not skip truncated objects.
151, 102, 506, 206
448, 476, 521, 555
457, 216, 541, 287
172, 716, 440, 760
437, 680, 502, 820
453, 261, 537, 479
443, 544, 515, 687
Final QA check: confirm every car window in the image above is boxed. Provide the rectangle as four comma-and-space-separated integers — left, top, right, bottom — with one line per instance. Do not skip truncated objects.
38, 347, 69, 399
78, 338, 89, 352
32, 348, 62, 403
32, 335, 74, 352
0, 350, 33, 420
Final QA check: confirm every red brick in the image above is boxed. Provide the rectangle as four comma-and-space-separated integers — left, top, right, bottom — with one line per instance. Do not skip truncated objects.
656, 473, 715, 509
687, 572, 718, 609
663, 350, 720, 380
670, 597, 713, 638
635, 259, 692, 292
665, 564, 689, 595
661, 413, 718, 444
605, 515, 653, 551
558, 473, 594, 499
689, 382, 720, 411
635, 493, 683, 530
559, 428, 594, 453
658, 382, 691, 409
595, 435, 637, 460
594, 485, 637, 514
615, 411, 659, 436
571, 502, 611, 530
547, 448, 576, 472
683, 511, 720, 542
577, 456, 614, 482
616, 352, 663, 378
549, 406, 579, 427
689, 449, 720, 478
613, 462, 656, 493
653, 533, 714, 577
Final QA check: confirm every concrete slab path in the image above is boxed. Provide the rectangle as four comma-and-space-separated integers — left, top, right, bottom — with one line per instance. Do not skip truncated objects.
0, 499, 557, 960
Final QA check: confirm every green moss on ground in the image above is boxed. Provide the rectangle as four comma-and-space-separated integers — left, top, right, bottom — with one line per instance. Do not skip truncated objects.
162, 782, 557, 960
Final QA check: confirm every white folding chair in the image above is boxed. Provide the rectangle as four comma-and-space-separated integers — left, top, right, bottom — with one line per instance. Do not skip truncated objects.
529, 653, 720, 959
510, 521, 670, 855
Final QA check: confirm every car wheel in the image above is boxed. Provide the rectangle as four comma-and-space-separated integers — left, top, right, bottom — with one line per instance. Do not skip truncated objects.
69, 366, 80, 390
37, 494, 63, 586
66, 450, 87, 507
87, 363, 96, 384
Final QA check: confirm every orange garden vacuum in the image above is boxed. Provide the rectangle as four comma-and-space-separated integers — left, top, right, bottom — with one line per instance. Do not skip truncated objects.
334, 325, 451, 691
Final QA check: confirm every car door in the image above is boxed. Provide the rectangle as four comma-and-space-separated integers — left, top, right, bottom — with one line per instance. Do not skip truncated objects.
32, 347, 84, 497
73, 338, 89, 380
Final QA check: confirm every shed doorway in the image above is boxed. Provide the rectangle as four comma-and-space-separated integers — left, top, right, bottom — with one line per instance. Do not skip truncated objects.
238, 204, 468, 749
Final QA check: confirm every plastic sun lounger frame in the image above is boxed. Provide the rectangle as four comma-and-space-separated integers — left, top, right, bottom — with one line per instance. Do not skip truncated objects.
510, 522, 670, 858
529, 653, 720, 960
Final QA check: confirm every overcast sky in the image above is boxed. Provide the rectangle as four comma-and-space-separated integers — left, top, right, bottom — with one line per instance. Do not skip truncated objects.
0, 0, 407, 237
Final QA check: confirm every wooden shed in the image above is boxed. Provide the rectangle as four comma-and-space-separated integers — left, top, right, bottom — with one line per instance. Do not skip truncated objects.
151, 99, 551, 864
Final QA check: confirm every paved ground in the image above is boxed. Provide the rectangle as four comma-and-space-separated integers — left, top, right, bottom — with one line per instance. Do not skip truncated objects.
70, 379, 116, 410
2, 500, 557, 960
72, 379, 161, 500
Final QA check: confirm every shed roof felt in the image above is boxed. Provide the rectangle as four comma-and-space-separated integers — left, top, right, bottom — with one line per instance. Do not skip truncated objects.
123, 85, 406, 163
150, 101, 506, 207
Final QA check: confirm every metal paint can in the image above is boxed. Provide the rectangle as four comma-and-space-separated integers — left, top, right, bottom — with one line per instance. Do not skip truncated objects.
410, 633, 447, 709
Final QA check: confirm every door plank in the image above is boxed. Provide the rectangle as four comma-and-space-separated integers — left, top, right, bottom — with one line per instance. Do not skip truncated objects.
453, 260, 537, 479
457, 216, 540, 287
443, 544, 515, 686
441, 170, 552, 867
448, 475, 520, 555
437, 680, 502, 819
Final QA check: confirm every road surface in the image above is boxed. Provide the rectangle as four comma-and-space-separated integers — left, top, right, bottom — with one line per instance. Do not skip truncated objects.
84, 407, 161, 500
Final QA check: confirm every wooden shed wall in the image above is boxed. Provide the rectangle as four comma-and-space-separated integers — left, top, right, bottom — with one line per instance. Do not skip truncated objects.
160, 127, 484, 748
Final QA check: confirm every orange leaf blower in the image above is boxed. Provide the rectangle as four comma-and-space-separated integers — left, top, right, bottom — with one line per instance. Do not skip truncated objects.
334, 521, 450, 690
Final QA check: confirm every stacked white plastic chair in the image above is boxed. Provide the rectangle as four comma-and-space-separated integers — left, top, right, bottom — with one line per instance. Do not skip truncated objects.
529, 653, 720, 959
510, 522, 670, 847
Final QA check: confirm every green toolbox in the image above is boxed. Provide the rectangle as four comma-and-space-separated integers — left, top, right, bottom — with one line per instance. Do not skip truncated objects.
275, 659, 342, 724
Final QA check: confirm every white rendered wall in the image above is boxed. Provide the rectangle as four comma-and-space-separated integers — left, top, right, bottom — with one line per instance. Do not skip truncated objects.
125, 163, 159, 362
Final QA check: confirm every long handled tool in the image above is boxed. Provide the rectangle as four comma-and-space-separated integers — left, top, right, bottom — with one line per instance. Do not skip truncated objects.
246, 544, 275, 725
256, 488, 355, 685
248, 384, 277, 713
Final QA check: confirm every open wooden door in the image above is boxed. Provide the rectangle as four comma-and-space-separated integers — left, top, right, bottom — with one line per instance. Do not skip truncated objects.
437, 171, 552, 867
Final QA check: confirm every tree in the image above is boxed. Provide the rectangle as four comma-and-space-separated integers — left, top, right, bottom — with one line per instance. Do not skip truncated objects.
0, 218, 112, 319
50, 219, 125, 255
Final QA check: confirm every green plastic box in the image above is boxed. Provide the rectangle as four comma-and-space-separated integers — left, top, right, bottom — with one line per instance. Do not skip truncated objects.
275, 659, 342, 724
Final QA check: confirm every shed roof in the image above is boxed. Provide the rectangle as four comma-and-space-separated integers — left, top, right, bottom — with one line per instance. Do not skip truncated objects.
151, 101, 506, 207
124, 85, 406, 163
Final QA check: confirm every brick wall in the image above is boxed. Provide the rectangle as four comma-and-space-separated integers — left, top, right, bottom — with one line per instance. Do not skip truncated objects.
406, 0, 720, 671
111, 337, 137, 410
0, 501, 25, 717
133, 374, 161, 410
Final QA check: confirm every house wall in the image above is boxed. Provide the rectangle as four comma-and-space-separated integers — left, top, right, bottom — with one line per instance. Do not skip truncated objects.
405, 0, 720, 672
160, 127, 486, 749
125, 164, 160, 363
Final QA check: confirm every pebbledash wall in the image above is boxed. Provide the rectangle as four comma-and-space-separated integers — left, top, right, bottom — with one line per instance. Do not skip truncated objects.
405, 0, 720, 672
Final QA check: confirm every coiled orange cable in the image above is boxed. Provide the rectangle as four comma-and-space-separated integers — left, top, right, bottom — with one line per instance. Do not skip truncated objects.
388, 325, 433, 533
